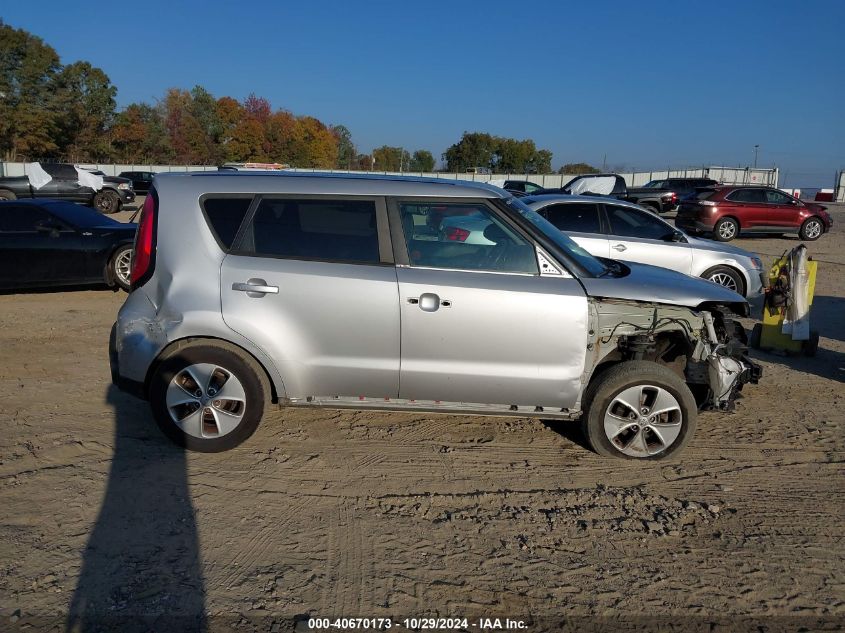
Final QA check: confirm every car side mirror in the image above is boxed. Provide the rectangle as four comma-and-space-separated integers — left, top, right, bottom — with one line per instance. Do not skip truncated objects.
35, 222, 61, 238
665, 230, 686, 243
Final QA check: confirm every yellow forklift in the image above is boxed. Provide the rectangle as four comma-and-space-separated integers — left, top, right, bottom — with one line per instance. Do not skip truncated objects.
750, 245, 819, 356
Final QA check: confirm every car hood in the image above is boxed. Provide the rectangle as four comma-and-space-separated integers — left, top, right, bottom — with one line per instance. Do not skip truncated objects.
684, 234, 755, 260
580, 259, 748, 312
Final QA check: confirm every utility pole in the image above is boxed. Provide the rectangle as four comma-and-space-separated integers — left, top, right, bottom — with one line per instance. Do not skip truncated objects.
753, 145, 759, 169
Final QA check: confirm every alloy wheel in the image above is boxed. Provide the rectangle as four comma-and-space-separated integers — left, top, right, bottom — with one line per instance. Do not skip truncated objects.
603, 384, 683, 457
804, 220, 821, 239
708, 272, 738, 291
165, 363, 246, 439
114, 249, 132, 287
718, 221, 736, 239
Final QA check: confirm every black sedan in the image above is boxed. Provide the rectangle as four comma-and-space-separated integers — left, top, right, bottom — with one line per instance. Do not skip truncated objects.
0, 199, 137, 292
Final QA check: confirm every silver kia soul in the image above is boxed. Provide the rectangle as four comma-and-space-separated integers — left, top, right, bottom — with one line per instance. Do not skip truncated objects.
110, 172, 761, 460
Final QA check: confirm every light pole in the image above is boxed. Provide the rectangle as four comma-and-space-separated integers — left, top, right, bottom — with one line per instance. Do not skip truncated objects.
753, 145, 759, 169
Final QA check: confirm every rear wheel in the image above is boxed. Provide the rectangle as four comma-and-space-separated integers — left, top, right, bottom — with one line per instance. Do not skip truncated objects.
580, 361, 697, 460
110, 244, 133, 292
701, 265, 746, 296
714, 217, 739, 242
0, 189, 16, 201
93, 189, 120, 214
149, 345, 266, 452
799, 217, 823, 241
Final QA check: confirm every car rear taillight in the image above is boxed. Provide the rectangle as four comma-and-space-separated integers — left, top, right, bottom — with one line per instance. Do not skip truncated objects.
671, 192, 678, 202
445, 227, 471, 242
130, 190, 157, 287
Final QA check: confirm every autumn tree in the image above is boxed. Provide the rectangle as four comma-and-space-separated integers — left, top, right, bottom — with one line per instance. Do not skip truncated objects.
111, 103, 171, 163
408, 150, 435, 172
0, 20, 62, 160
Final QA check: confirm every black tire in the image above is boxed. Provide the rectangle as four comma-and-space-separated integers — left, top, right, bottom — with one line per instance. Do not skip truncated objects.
149, 345, 266, 452
580, 361, 697, 460
0, 189, 17, 201
93, 189, 120, 214
799, 217, 824, 241
701, 265, 746, 296
749, 323, 762, 350
803, 330, 819, 357
713, 217, 739, 242
109, 244, 133, 292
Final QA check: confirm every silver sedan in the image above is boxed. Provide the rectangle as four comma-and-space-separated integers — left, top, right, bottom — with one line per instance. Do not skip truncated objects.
521, 194, 766, 297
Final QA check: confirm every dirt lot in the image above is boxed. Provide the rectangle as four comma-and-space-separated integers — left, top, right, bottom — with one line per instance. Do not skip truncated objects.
1, 205, 844, 632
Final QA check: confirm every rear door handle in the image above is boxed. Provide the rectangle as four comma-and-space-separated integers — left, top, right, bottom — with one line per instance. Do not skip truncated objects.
407, 293, 450, 312
612, 243, 627, 252
232, 278, 279, 297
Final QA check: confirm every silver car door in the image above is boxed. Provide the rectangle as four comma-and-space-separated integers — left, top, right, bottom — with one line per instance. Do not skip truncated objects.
604, 203, 693, 274
219, 195, 400, 401
392, 199, 588, 409
539, 201, 610, 258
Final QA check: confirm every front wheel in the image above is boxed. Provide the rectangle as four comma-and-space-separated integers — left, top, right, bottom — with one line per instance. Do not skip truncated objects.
93, 190, 120, 214
701, 265, 746, 296
0, 189, 17, 201
149, 345, 266, 452
110, 244, 133, 292
580, 361, 697, 460
799, 217, 823, 241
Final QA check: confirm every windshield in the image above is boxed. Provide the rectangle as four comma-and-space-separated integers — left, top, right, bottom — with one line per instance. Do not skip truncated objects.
503, 197, 608, 277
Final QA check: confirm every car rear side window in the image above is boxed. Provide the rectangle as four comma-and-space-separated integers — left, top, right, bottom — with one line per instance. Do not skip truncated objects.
695, 189, 717, 200
542, 203, 602, 234
202, 197, 253, 249
606, 205, 673, 240
727, 189, 765, 203
238, 198, 380, 264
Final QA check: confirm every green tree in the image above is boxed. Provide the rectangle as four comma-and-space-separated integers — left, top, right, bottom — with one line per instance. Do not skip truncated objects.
443, 132, 497, 172
53, 61, 117, 161
559, 162, 601, 174
372, 145, 411, 171
0, 20, 62, 160
408, 149, 435, 172
331, 124, 356, 169
188, 85, 223, 163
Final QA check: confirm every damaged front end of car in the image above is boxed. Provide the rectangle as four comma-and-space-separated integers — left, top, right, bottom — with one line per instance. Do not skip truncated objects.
584, 299, 762, 412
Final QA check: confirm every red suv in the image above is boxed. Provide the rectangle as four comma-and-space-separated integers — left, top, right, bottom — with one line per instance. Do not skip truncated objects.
675, 186, 832, 242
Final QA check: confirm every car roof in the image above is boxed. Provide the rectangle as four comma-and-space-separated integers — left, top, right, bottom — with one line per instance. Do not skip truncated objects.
0, 198, 128, 227
154, 171, 508, 198
522, 193, 644, 210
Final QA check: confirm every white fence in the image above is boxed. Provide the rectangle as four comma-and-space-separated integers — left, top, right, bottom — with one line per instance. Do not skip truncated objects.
836, 170, 845, 203
286, 166, 779, 188
0, 161, 778, 189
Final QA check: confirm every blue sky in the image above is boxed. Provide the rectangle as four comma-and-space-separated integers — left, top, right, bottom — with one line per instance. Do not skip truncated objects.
3, 0, 844, 186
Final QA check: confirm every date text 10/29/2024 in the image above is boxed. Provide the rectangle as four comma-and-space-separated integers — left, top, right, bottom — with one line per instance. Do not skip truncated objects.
307, 617, 529, 630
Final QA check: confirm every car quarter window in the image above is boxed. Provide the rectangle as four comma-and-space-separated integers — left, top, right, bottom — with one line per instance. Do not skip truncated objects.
237, 197, 381, 264
202, 197, 254, 249
397, 201, 538, 274
0, 205, 53, 231
765, 189, 791, 204
542, 203, 602, 234
606, 204, 673, 240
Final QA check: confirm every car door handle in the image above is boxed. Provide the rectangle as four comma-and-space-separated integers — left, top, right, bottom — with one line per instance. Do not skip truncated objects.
232, 279, 279, 296
408, 293, 450, 312
612, 244, 627, 252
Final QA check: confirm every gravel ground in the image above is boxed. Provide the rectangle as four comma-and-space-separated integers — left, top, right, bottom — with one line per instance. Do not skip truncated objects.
0, 203, 843, 632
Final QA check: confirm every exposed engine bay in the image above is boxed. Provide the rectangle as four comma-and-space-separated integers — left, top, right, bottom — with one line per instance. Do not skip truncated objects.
585, 299, 762, 411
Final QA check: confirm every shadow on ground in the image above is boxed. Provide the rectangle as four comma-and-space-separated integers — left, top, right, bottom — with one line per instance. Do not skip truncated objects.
66, 386, 207, 632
